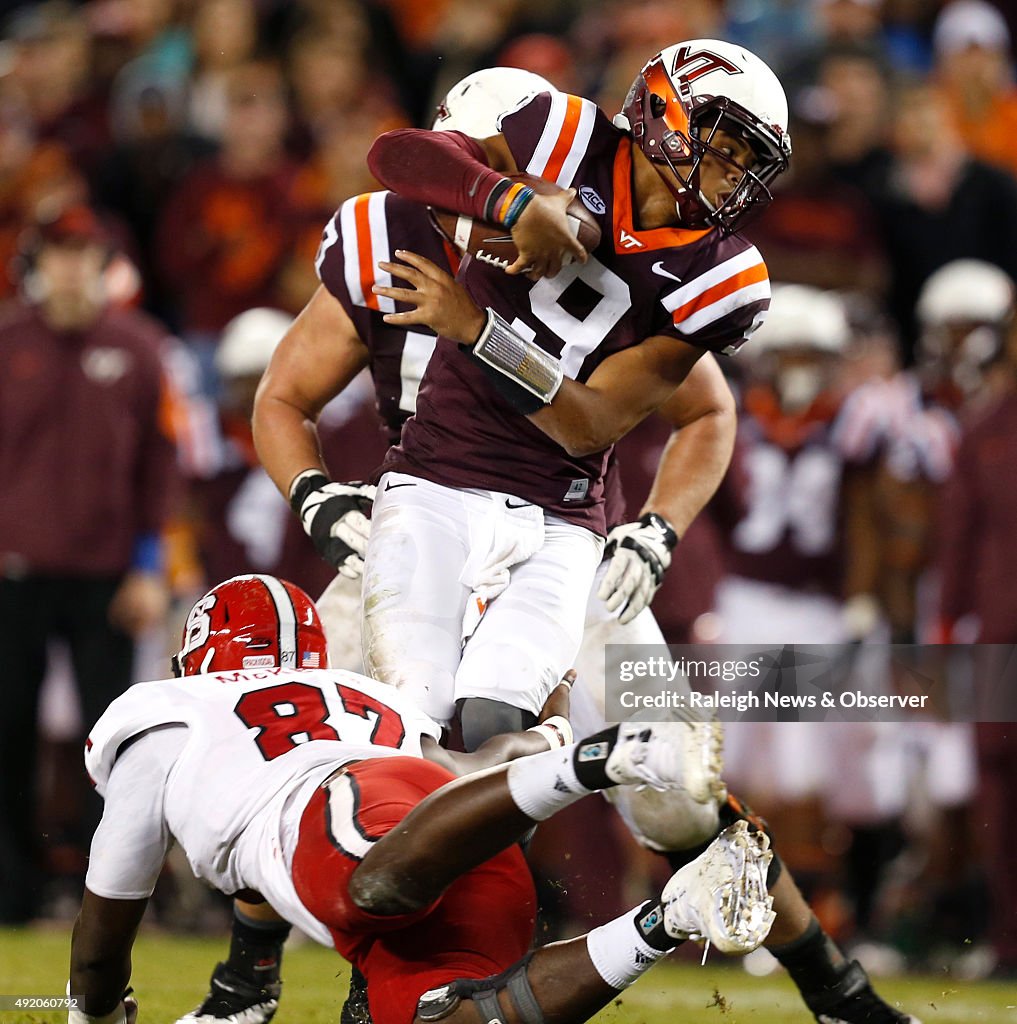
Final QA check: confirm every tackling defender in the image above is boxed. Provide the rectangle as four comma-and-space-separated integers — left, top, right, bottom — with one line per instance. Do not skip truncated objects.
68, 574, 773, 1024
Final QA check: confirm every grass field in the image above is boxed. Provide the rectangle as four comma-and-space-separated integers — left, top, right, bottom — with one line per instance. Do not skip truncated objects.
1, 927, 1015, 1024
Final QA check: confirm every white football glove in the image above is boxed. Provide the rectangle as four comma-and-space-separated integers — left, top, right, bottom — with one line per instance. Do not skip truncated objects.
598, 513, 677, 625
289, 471, 376, 579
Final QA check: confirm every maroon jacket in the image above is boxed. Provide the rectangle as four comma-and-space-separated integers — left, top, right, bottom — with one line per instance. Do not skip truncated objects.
0, 301, 179, 576
938, 389, 1017, 642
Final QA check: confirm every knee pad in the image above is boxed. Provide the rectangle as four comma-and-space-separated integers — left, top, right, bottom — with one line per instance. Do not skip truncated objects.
662, 791, 783, 888
415, 953, 543, 1024
606, 785, 720, 852
457, 697, 536, 752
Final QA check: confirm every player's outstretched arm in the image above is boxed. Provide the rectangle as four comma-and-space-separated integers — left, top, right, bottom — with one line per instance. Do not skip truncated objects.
598, 355, 736, 623
421, 678, 574, 777
640, 355, 736, 534
70, 890, 147, 1020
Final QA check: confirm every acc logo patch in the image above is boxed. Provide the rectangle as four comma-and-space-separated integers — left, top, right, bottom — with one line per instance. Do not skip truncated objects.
579, 186, 606, 215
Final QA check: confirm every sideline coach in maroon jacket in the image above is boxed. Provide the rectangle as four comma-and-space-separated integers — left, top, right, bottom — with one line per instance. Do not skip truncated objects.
0, 206, 179, 923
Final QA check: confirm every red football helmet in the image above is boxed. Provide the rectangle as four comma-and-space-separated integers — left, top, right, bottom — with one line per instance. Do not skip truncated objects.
172, 574, 329, 676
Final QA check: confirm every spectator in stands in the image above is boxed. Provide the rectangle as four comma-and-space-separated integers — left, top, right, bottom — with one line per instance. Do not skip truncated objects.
3, 2, 110, 182
820, 43, 893, 194
0, 95, 86, 300
98, 73, 215, 322
748, 96, 888, 295
0, 205, 179, 923
186, 0, 260, 141
155, 58, 298, 396
933, 0, 1017, 180
863, 80, 1017, 360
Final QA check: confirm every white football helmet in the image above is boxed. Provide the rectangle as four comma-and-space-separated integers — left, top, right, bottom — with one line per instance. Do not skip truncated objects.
216, 307, 293, 379
916, 259, 1014, 390
916, 259, 1014, 328
615, 39, 791, 231
433, 66, 555, 138
748, 284, 849, 412
751, 284, 850, 356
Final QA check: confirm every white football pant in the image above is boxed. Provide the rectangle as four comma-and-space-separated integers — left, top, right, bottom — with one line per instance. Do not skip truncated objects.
361, 472, 603, 724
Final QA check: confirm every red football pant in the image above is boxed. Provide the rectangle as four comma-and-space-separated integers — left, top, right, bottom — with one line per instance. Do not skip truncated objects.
292, 756, 537, 1024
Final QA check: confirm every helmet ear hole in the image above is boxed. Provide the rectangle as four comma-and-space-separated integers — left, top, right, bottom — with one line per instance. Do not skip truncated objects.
650, 93, 667, 118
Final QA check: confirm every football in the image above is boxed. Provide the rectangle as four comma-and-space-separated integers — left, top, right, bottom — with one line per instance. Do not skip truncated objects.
429, 173, 602, 272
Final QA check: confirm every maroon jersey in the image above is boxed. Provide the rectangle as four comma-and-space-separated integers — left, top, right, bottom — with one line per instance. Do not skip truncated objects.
723, 389, 847, 595
315, 191, 457, 446
938, 390, 1017, 642
384, 92, 770, 535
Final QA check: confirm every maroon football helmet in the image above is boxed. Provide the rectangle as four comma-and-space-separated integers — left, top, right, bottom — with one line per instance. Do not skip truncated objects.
172, 574, 329, 676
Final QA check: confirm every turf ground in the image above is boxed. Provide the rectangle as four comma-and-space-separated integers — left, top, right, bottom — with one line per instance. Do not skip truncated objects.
1, 928, 1014, 1024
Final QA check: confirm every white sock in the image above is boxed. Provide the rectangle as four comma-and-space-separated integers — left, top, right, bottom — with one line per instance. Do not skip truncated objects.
586, 909, 674, 990
505, 743, 591, 821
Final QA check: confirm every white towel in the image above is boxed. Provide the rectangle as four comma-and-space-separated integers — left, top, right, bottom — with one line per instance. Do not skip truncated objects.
459, 493, 545, 645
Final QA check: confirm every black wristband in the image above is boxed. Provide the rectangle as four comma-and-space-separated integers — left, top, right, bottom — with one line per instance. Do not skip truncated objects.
640, 512, 679, 550
289, 472, 329, 515
460, 347, 547, 416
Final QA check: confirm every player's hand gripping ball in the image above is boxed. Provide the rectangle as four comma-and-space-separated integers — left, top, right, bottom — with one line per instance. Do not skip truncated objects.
430, 173, 601, 277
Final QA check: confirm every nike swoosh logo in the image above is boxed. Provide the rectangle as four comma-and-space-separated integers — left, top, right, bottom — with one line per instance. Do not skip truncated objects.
651, 261, 682, 283
505, 498, 531, 509
384, 481, 417, 491
467, 171, 486, 198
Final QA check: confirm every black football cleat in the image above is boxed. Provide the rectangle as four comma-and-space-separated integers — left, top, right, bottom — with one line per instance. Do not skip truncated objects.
339, 967, 372, 1024
805, 960, 921, 1024
176, 962, 281, 1023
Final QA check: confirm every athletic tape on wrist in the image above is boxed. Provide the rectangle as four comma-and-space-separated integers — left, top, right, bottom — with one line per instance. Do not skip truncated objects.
288, 469, 329, 514
527, 715, 573, 748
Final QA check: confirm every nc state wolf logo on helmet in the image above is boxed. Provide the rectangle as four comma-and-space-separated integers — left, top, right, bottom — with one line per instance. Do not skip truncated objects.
669, 45, 742, 83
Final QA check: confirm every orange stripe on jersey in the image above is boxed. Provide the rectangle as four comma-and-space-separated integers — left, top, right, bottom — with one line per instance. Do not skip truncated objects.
542, 94, 585, 183
670, 261, 768, 325
353, 193, 380, 312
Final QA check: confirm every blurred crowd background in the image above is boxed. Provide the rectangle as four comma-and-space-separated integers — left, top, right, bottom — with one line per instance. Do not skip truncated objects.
1, 0, 1016, 987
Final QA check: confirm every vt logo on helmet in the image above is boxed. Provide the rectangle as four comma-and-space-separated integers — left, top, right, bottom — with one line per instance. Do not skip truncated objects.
615, 39, 792, 232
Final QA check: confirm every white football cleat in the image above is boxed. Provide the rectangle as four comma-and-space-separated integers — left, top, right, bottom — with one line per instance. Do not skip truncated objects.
661, 820, 775, 954
605, 720, 724, 803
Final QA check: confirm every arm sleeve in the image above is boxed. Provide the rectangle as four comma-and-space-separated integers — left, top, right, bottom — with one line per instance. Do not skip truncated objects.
367, 129, 506, 221
84, 728, 184, 900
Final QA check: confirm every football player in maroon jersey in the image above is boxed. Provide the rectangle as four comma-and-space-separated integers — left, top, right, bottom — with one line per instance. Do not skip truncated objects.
357, 41, 786, 742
